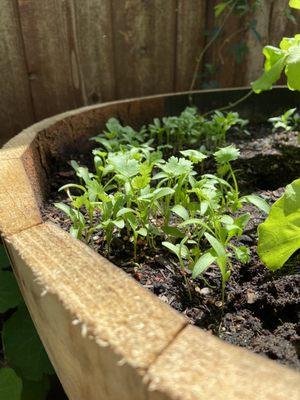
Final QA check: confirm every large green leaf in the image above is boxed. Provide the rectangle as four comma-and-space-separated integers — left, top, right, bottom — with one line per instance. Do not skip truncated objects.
0, 368, 22, 400
258, 178, 300, 270
289, 0, 300, 9
0, 245, 10, 270
286, 44, 300, 90
21, 377, 50, 400
263, 46, 286, 70
252, 36, 300, 93
0, 270, 22, 313
252, 50, 286, 93
2, 304, 54, 381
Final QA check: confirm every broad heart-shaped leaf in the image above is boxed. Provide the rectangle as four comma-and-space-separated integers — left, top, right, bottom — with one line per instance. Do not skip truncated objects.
0, 368, 22, 400
258, 178, 300, 270
0, 270, 22, 312
252, 36, 300, 93
2, 304, 54, 381
289, 0, 300, 9
0, 374, 49, 400
286, 44, 300, 90
262, 46, 286, 70
252, 53, 286, 93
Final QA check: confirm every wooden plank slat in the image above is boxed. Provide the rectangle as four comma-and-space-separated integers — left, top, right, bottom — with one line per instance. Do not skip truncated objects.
72, 0, 116, 103
6, 222, 186, 400
1, 90, 299, 400
0, 0, 34, 146
175, 0, 206, 91
269, 0, 300, 56
112, 0, 177, 98
17, 0, 86, 120
244, 0, 273, 84
0, 157, 42, 236
202, 0, 248, 89
146, 325, 300, 400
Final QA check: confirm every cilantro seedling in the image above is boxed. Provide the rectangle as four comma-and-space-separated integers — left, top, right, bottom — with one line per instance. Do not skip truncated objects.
268, 108, 300, 132
55, 111, 267, 301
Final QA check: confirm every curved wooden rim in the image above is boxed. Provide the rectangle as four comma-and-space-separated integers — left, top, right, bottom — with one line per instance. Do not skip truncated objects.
1, 89, 299, 400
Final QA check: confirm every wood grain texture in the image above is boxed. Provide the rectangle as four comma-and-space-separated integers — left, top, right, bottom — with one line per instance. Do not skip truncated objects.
244, 0, 273, 84
146, 325, 300, 400
0, 158, 42, 236
269, 0, 300, 59
6, 222, 186, 400
175, 0, 206, 91
72, 0, 116, 103
17, 0, 86, 120
112, 0, 177, 98
0, 0, 34, 146
202, 0, 249, 88
1, 91, 299, 399
1, 0, 300, 144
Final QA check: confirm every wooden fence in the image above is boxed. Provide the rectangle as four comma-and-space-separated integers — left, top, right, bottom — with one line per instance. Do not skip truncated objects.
0, 0, 299, 145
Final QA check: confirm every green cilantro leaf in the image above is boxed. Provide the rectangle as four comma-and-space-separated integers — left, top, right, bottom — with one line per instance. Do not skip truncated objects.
214, 145, 240, 164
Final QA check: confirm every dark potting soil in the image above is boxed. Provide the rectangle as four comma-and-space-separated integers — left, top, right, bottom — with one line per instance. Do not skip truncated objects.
42, 126, 300, 371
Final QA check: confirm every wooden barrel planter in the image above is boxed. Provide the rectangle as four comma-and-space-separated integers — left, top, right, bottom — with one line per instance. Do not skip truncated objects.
1, 88, 299, 400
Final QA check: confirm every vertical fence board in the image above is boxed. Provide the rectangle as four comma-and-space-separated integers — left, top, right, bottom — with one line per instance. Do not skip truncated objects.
72, 0, 116, 103
0, 0, 34, 146
112, 0, 177, 98
215, 15, 248, 88
17, 0, 86, 121
175, 0, 206, 91
269, 0, 300, 44
244, 0, 273, 84
1, 0, 299, 144
202, 0, 249, 89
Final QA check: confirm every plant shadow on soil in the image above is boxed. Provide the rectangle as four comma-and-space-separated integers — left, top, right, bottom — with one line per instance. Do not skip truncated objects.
43, 125, 300, 371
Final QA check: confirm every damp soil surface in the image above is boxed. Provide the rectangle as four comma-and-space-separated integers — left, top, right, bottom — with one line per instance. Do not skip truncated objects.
43, 126, 300, 371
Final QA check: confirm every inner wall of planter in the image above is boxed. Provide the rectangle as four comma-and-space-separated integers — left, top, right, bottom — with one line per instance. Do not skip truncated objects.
35, 88, 300, 198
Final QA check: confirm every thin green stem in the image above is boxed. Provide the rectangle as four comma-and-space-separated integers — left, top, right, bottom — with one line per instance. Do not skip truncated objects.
203, 89, 254, 117
133, 232, 138, 260
228, 164, 239, 208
